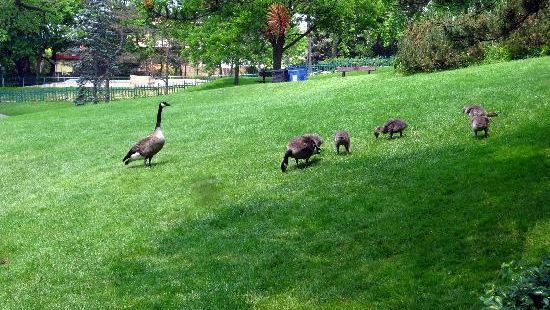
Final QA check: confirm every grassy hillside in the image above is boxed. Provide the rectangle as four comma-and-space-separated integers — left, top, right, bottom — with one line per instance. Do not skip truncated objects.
0, 57, 549, 309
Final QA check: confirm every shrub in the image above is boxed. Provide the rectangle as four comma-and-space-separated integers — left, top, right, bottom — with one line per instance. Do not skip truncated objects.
394, 18, 471, 74
481, 256, 550, 310
395, 0, 550, 74
502, 2, 550, 59
483, 43, 513, 64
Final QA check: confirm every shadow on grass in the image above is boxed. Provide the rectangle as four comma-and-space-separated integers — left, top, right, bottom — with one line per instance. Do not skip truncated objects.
108, 125, 548, 308
124, 160, 170, 169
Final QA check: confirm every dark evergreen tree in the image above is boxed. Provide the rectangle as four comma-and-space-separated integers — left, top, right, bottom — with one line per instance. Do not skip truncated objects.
75, 0, 124, 104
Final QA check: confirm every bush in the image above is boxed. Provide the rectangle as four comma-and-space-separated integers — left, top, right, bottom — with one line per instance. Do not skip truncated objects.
395, 0, 550, 74
394, 18, 471, 74
481, 256, 550, 310
483, 43, 513, 64
502, 2, 550, 59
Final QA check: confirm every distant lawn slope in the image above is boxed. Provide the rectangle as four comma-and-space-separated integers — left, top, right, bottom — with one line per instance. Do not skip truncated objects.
0, 57, 549, 309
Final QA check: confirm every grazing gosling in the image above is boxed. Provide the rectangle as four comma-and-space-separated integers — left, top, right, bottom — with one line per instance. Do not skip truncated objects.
281, 135, 321, 172
123, 101, 170, 166
471, 115, 490, 138
334, 131, 350, 154
374, 119, 408, 139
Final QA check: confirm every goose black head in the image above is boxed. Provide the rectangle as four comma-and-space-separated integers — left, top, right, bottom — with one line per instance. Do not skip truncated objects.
314, 145, 321, 154
374, 126, 382, 138
160, 101, 170, 108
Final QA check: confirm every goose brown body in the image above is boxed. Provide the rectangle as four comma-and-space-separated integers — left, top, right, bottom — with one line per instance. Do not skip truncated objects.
281, 135, 321, 172
374, 119, 407, 139
464, 104, 498, 118
334, 131, 350, 154
302, 133, 324, 149
471, 115, 490, 137
123, 101, 170, 166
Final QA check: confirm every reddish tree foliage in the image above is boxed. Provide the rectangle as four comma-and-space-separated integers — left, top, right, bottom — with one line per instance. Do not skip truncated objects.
144, 0, 153, 10
265, 3, 290, 40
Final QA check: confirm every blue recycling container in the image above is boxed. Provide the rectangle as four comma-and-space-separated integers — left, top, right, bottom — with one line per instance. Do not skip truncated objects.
287, 69, 300, 82
287, 66, 308, 81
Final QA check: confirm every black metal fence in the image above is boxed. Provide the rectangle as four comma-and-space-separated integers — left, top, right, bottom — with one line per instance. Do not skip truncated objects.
0, 84, 190, 103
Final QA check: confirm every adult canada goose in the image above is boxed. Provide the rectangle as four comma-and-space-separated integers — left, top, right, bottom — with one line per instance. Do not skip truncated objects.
123, 101, 170, 166
281, 135, 321, 172
302, 133, 324, 149
374, 118, 408, 139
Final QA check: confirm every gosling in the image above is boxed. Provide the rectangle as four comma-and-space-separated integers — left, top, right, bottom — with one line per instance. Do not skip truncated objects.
334, 131, 350, 154
464, 105, 498, 118
471, 115, 490, 138
374, 119, 407, 139
281, 135, 321, 172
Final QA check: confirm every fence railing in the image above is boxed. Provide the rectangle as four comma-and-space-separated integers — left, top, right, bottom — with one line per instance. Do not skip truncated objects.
290, 57, 396, 74
0, 75, 220, 87
0, 84, 193, 103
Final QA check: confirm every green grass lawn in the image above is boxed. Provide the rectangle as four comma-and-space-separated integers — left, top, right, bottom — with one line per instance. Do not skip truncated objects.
1, 57, 549, 309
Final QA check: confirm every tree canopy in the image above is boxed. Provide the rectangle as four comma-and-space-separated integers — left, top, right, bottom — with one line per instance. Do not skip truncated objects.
0, 0, 80, 79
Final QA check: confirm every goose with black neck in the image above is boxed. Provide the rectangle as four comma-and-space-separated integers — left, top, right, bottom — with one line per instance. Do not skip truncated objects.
123, 101, 170, 166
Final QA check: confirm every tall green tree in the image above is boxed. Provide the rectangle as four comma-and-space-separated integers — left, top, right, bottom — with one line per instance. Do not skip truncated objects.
0, 0, 79, 81
175, 3, 268, 84
143, 0, 382, 70
75, 0, 125, 103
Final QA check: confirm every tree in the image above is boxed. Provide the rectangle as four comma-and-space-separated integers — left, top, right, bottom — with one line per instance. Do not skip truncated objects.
143, 0, 382, 70
0, 0, 79, 83
75, 0, 125, 103
176, 3, 268, 85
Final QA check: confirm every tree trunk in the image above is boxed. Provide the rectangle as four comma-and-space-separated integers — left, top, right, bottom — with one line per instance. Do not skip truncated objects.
164, 62, 169, 95
48, 49, 57, 76
36, 54, 44, 80
92, 82, 98, 104
272, 38, 285, 70
233, 62, 240, 85
164, 46, 169, 94
307, 31, 313, 75
105, 78, 110, 102
15, 57, 31, 85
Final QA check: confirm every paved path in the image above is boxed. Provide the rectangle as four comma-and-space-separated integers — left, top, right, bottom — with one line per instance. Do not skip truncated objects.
0, 114, 8, 118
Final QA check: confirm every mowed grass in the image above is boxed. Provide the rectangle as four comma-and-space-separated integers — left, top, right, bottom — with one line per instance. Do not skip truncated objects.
1, 57, 549, 309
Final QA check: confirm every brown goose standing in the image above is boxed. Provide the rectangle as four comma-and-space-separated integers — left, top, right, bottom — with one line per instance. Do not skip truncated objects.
374, 119, 407, 139
281, 135, 321, 172
123, 101, 170, 166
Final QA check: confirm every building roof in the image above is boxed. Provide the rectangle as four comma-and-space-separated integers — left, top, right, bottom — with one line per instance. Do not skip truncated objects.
54, 54, 81, 61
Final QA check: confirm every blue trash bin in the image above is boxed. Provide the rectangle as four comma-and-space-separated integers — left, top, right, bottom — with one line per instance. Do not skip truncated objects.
297, 67, 308, 81
288, 69, 300, 82
287, 66, 308, 81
